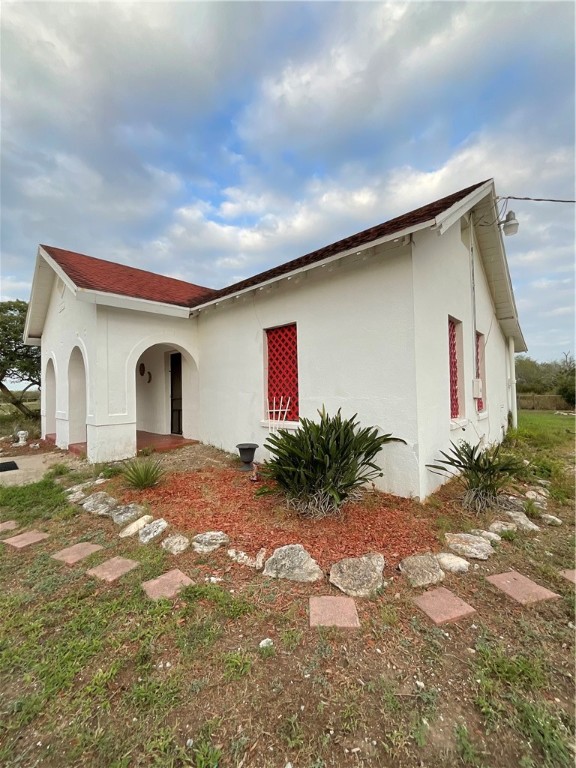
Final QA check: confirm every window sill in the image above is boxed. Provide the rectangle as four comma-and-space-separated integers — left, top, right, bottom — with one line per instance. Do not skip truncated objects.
450, 418, 468, 431
260, 420, 300, 431
477, 410, 489, 421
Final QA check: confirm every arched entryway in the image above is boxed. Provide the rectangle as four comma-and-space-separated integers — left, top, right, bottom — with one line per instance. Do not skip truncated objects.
134, 343, 198, 448
44, 358, 56, 439
68, 346, 87, 445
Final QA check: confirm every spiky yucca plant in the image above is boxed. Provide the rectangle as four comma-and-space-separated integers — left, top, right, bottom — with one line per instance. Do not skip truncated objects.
122, 457, 165, 490
260, 408, 405, 518
427, 440, 523, 514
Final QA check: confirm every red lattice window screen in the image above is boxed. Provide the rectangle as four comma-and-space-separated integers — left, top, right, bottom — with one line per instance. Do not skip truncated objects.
476, 332, 485, 411
449, 319, 459, 418
266, 324, 299, 421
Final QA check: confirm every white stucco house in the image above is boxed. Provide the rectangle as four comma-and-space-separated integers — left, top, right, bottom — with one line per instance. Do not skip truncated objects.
24, 179, 526, 500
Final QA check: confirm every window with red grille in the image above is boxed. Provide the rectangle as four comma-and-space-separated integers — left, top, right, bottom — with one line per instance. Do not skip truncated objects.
476, 332, 485, 411
449, 318, 459, 418
266, 323, 299, 421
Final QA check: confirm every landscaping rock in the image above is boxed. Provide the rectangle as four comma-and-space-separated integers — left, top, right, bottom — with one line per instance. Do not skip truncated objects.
119, 514, 154, 538
444, 533, 494, 560
139, 519, 168, 543
329, 553, 385, 597
399, 553, 445, 588
489, 521, 517, 534
192, 531, 230, 554
112, 503, 146, 526
227, 548, 266, 570
263, 544, 323, 582
434, 552, 470, 574
65, 481, 94, 495
67, 490, 88, 504
470, 528, 502, 543
82, 492, 118, 516
501, 508, 540, 532
162, 534, 190, 554
541, 514, 562, 526
526, 488, 549, 500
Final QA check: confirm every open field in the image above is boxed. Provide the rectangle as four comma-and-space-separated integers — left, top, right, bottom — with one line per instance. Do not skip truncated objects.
0, 411, 574, 767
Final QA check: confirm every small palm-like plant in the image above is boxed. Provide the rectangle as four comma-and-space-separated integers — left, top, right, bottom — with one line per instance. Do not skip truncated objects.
427, 440, 523, 514
122, 457, 165, 489
260, 408, 405, 518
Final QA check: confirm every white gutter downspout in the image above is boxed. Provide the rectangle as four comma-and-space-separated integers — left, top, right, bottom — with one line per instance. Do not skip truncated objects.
508, 337, 518, 429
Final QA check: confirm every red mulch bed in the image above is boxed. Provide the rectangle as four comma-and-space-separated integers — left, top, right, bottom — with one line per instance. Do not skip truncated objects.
120, 468, 439, 569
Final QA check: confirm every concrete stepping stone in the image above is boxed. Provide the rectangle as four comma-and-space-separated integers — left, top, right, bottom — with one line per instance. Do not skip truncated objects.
486, 571, 560, 605
309, 596, 360, 628
142, 568, 193, 600
87, 556, 139, 582
119, 514, 154, 538
559, 569, 576, 584
2, 530, 49, 549
52, 542, 103, 565
0, 520, 19, 534
413, 587, 476, 625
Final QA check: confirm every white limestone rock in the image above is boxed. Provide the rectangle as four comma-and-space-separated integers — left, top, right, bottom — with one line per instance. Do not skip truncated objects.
434, 552, 470, 574
162, 534, 191, 554
82, 492, 118, 516
139, 518, 168, 543
119, 514, 154, 538
444, 533, 494, 560
541, 514, 562, 526
112, 503, 146, 526
329, 553, 385, 597
501, 508, 540, 532
227, 548, 266, 570
489, 521, 517, 534
263, 544, 323, 582
470, 528, 502, 543
399, 553, 445, 587
192, 531, 230, 554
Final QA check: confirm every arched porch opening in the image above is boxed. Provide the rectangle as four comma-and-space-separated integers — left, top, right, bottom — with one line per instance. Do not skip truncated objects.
44, 358, 56, 439
134, 343, 199, 450
68, 346, 87, 445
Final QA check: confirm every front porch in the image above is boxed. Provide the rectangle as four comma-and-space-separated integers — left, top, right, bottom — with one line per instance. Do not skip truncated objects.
65, 431, 197, 458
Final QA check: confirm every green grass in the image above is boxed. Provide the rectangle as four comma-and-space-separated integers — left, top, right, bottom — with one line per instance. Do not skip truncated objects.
0, 476, 70, 524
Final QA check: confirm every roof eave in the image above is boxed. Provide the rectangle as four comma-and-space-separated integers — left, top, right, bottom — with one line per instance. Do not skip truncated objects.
75, 288, 191, 318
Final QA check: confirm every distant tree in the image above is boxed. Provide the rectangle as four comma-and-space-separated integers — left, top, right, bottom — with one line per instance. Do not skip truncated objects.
515, 355, 560, 394
556, 352, 575, 407
0, 300, 41, 418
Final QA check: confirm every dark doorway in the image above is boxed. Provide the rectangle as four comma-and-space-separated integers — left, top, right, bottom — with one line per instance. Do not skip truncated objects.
170, 352, 183, 435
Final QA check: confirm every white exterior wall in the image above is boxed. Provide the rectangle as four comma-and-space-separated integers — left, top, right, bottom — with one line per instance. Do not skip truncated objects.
196, 245, 422, 497
40, 281, 200, 462
411, 221, 510, 499
41, 278, 97, 450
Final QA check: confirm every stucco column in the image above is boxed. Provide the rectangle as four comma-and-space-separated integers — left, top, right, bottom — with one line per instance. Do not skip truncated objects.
508, 337, 518, 429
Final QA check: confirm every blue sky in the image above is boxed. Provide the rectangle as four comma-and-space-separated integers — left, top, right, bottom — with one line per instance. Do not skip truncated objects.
1, 1, 574, 361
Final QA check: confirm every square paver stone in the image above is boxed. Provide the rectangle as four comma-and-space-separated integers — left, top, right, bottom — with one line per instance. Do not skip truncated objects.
142, 568, 193, 600
52, 542, 103, 565
309, 596, 360, 628
2, 530, 49, 549
559, 569, 576, 585
0, 520, 18, 534
413, 587, 476, 625
486, 571, 560, 605
87, 556, 139, 583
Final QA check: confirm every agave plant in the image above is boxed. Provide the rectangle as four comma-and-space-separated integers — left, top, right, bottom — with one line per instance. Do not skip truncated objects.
260, 408, 405, 518
427, 440, 523, 514
122, 457, 165, 490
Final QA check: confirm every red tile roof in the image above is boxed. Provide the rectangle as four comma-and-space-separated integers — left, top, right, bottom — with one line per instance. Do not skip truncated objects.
41, 245, 214, 308
41, 181, 490, 310
209, 180, 490, 303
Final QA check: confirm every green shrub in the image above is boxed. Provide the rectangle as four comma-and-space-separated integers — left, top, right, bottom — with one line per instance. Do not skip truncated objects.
427, 440, 523, 514
260, 408, 404, 518
122, 457, 165, 489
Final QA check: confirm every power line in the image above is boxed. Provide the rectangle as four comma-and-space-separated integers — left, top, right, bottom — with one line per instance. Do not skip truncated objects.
497, 195, 575, 204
